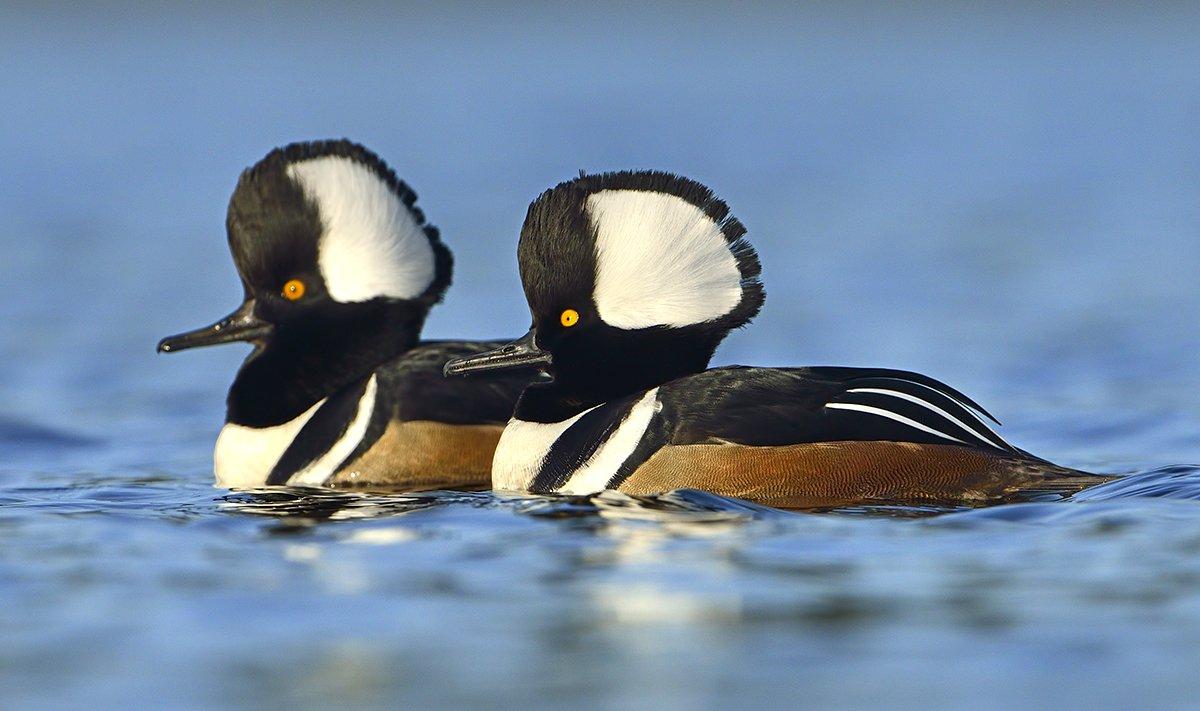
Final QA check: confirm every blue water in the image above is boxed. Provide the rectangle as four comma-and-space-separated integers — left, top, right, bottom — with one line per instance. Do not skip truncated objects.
3, 4, 1200, 709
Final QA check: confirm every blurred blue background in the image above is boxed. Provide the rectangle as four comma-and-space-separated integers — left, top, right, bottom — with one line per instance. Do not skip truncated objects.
3, 3, 1200, 709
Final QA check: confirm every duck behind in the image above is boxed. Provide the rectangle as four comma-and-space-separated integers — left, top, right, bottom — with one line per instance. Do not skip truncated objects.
445, 170, 1110, 508
159, 140, 528, 489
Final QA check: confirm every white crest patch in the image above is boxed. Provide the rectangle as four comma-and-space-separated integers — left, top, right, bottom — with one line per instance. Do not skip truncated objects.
288, 157, 435, 303
586, 190, 742, 329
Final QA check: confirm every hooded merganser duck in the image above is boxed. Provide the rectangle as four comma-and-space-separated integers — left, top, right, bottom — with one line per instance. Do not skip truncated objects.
158, 140, 528, 490
444, 170, 1109, 508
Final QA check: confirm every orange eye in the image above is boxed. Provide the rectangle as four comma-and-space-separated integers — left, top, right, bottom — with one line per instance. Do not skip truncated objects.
282, 279, 306, 301
560, 309, 580, 327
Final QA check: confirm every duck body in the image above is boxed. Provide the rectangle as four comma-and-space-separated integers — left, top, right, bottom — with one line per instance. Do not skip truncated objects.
446, 169, 1109, 508
492, 365, 1100, 508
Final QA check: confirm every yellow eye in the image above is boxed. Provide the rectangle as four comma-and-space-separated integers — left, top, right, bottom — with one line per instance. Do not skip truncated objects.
282, 279, 306, 301
560, 308, 580, 328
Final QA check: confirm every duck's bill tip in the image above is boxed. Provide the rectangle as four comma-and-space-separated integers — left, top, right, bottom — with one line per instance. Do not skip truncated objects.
443, 330, 552, 377
157, 300, 272, 354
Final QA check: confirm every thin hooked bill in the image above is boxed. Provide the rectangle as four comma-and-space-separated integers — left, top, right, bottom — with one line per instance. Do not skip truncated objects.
156, 299, 273, 353
443, 328, 552, 377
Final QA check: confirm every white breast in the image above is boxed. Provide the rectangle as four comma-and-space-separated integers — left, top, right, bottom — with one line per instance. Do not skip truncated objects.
213, 375, 377, 488
491, 407, 593, 492
491, 388, 661, 494
214, 402, 322, 488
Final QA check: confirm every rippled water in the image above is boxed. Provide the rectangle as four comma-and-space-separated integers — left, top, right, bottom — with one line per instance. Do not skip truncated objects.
3, 4, 1200, 709
6, 464, 1200, 709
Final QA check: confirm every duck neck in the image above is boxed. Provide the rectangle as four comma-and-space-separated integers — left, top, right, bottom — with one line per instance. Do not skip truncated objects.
226, 300, 426, 427
515, 329, 719, 423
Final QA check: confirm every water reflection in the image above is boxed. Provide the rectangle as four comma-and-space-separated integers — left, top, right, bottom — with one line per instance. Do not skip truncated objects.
219, 486, 776, 524
219, 488, 482, 524
215, 465, 1200, 532
5, 464, 1200, 708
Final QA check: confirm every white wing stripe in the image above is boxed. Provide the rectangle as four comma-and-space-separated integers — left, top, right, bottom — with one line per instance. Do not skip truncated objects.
868, 377, 997, 430
845, 387, 1005, 449
825, 402, 967, 445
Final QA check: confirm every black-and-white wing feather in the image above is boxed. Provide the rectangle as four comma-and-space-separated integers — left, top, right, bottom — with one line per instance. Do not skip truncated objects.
653, 366, 1028, 457
819, 370, 1016, 453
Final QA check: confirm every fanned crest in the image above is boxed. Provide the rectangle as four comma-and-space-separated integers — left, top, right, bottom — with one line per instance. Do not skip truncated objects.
519, 170, 764, 334
229, 139, 453, 305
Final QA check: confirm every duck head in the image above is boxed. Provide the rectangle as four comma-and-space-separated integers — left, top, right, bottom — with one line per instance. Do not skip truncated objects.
446, 171, 763, 420
159, 140, 452, 427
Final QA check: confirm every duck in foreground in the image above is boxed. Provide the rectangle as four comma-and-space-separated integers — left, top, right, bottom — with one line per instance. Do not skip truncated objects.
445, 171, 1110, 509
159, 140, 528, 489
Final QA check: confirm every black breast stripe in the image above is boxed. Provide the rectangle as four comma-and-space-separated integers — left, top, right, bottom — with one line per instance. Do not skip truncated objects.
605, 414, 671, 491
266, 377, 370, 485
529, 396, 637, 493
330, 394, 391, 475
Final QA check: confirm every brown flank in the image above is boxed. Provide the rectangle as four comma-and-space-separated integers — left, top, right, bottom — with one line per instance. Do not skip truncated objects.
617, 441, 1109, 509
327, 420, 503, 491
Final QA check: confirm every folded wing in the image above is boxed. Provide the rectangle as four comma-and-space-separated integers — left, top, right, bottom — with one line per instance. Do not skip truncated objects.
661, 366, 1031, 458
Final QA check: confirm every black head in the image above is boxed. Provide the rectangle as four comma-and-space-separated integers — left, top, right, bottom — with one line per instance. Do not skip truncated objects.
158, 139, 453, 427
446, 170, 763, 420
